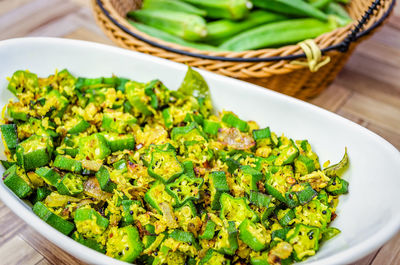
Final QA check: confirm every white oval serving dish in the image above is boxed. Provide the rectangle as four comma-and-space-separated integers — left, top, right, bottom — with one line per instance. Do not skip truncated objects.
0, 37, 399, 265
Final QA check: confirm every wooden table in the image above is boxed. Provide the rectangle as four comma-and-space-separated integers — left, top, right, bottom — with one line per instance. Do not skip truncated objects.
0, 0, 399, 264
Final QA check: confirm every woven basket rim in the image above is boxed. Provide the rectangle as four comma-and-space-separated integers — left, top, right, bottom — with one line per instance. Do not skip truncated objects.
95, 0, 396, 62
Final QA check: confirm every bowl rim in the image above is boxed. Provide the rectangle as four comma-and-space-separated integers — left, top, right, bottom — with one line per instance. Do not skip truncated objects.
0, 37, 399, 265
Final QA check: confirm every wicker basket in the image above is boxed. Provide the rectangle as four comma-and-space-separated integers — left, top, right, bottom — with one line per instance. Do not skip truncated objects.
92, 0, 395, 99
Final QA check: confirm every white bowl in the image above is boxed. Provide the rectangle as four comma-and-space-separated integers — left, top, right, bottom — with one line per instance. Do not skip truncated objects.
0, 37, 399, 265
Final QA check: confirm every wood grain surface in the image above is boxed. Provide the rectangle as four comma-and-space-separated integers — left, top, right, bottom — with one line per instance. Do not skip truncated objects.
0, 0, 399, 264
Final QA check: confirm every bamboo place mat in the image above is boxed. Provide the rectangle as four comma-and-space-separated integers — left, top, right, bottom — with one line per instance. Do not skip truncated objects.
0, 0, 399, 264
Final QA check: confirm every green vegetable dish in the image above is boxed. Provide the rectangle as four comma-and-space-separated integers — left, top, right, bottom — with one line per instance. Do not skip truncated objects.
1, 67, 349, 264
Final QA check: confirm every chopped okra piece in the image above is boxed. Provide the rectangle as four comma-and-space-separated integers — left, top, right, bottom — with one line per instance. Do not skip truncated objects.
249, 190, 272, 209
144, 181, 176, 214
17, 118, 58, 140
72, 232, 105, 253
250, 250, 270, 265
290, 182, 317, 205
209, 171, 230, 210
78, 133, 111, 160
152, 245, 186, 265
277, 208, 296, 227
287, 224, 321, 261
275, 144, 299, 166
121, 200, 145, 225
166, 174, 203, 206
144, 81, 159, 110
42, 90, 69, 118
184, 112, 204, 125
32, 186, 51, 204
236, 165, 263, 195
294, 155, 316, 175
317, 190, 329, 205
74, 206, 109, 238
80, 161, 101, 174
252, 127, 271, 146
53, 155, 82, 173
7, 70, 39, 96
125, 81, 153, 116
215, 221, 239, 255
199, 218, 216, 240
101, 132, 135, 152
171, 122, 207, 142
115, 77, 129, 92
7, 102, 29, 121
75, 77, 103, 90
265, 166, 294, 206
326, 176, 349, 195
0, 124, 18, 150
112, 159, 127, 170
63, 117, 90, 134
239, 219, 271, 251
295, 199, 331, 229
203, 119, 221, 136
56, 69, 77, 97
106, 226, 143, 262
199, 249, 230, 265
0, 160, 16, 169
148, 149, 184, 183
56, 173, 83, 196
249, 191, 274, 222
35, 167, 61, 186
174, 201, 198, 231
63, 135, 80, 147
222, 112, 249, 132
85, 88, 106, 106
271, 227, 291, 241
16, 135, 53, 170
95, 166, 116, 193
182, 160, 195, 178
168, 229, 199, 249
220, 193, 258, 224
33, 201, 75, 235
255, 155, 277, 170
3, 165, 32, 198
101, 109, 136, 133
162, 108, 173, 129
142, 224, 157, 249
56, 147, 74, 159
186, 257, 197, 265
140, 143, 176, 167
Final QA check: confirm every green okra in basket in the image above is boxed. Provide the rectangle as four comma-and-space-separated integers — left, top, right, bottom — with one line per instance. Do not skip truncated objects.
126, 0, 353, 51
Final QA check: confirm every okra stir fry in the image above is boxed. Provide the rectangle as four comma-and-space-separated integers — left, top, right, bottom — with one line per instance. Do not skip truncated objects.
1, 67, 349, 264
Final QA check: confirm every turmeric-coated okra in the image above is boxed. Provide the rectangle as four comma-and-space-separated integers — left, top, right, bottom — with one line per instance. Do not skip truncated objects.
0, 68, 349, 264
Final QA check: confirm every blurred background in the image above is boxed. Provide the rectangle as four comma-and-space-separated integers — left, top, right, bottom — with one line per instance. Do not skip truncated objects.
0, 0, 399, 264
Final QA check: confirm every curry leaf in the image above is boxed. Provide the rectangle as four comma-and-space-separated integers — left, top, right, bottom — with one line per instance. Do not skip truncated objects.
178, 67, 209, 99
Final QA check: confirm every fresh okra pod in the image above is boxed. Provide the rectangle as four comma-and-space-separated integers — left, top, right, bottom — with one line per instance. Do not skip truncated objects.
181, 0, 253, 20
324, 2, 353, 26
220, 17, 338, 51
129, 21, 222, 51
308, 0, 333, 10
141, 0, 207, 16
204, 10, 287, 45
127, 9, 207, 41
252, 0, 328, 21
